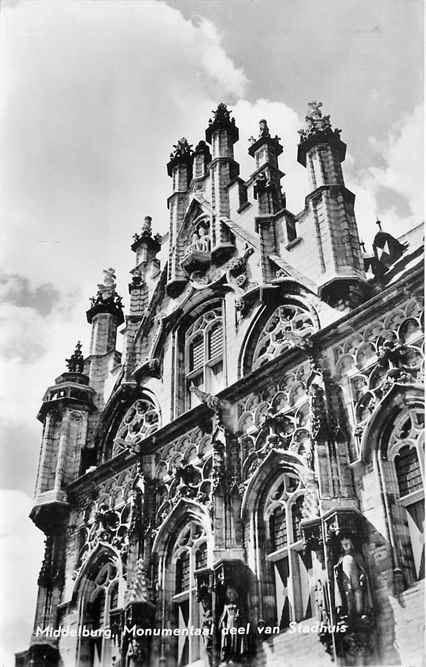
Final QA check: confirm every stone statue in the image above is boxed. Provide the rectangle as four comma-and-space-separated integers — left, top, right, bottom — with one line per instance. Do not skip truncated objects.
219, 586, 245, 662
333, 535, 373, 618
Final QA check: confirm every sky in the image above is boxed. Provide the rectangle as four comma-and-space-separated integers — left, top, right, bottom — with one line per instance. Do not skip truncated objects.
0, 0, 423, 663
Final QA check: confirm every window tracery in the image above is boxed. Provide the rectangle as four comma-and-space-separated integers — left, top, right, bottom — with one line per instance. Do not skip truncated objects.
263, 473, 314, 629
385, 407, 424, 583
332, 297, 424, 458
77, 556, 122, 666
171, 522, 208, 666
113, 397, 160, 456
251, 304, 316, 370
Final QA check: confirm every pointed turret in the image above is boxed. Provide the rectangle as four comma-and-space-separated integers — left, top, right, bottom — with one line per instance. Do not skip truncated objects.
296, 102, 366, 309
166, 138, 193, 297
205, 103, 239, 261
249, 118, 285, 215
86, 269, 124, 406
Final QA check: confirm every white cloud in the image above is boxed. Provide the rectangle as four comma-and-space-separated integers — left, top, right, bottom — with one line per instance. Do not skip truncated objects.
0, 490, 44, 666
346, 104, 423, 243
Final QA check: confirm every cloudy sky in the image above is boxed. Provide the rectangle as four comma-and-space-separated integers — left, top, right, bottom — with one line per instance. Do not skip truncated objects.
0, 0, 423, 663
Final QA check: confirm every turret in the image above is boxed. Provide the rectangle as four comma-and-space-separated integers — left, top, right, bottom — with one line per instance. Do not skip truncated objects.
86, 269, 124, 406
205, 103, 240, 261
125, 217, 162, 378
29, 344, 95, 656
297, 102, 366, 309
249, 119, 285, 215
166, 138, 193, 296
31, 342, 95, 532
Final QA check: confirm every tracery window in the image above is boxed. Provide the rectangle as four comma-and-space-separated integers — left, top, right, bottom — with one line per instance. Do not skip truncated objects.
387, 407, 424, 582
112, 397, 160, 456
251, 304, 315, 370
263, 473, 313, 628
78, 559, 121, 666
184, 305, 224, 410
172, 522, 208, 666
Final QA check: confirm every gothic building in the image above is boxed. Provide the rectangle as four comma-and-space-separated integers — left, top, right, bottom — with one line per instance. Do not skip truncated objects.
17, 103, 424, 667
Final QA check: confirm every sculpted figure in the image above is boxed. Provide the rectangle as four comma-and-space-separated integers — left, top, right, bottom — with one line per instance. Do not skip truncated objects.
219, 587, 244, 662
334, 535, 373, 618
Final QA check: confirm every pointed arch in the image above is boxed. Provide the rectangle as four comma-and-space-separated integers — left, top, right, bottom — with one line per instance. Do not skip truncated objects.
360, 383, 424, 463
241, 448, 309, 520
152, 498, 212, 557
238, 290, 319, 377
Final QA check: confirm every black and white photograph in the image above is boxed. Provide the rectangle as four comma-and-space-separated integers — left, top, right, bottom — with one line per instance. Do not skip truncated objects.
0, 1, 423, 666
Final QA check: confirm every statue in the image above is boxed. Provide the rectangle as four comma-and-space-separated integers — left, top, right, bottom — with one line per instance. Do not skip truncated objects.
334, 535, 373, 619
219, 587, 245, 662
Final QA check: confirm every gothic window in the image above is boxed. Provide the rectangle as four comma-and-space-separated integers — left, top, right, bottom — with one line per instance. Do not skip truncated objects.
387, 407, 425, 582
78, 558, 122, 666
112, 397, 160, 456
172, 523, 208, 666
263, 474, 313, 629
251, 304, 315, 371
184, 305, 225, 410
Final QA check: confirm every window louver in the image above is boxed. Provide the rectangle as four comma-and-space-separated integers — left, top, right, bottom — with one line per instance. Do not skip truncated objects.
190, 335, 204, 371
208, 323, 223, 360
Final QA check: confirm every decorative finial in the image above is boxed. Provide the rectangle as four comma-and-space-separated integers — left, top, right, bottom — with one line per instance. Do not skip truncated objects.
66, 341, 84, 374
376, 218, 382, 231
259, 119, 270, 138
141, 216, 152, 234
169, 137, 193, 160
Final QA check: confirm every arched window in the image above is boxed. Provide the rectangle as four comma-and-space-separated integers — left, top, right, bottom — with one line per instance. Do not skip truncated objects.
387, 407, 424, 582
171, 522, 208, 666
249, 304, 315, 372
263, 473, 313, 629
184, 305, 224, 410
77, 557, 122, 666
112, 397, 160, 456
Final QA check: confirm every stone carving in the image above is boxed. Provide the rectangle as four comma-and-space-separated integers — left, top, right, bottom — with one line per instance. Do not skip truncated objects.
89, 267, 123, 311
169, 137, 193, 160
113, 398, 160, 456
227, 244, 254, 289
251, 304, 316, 370
65, 341, 84, 374
219, 587, 246, 663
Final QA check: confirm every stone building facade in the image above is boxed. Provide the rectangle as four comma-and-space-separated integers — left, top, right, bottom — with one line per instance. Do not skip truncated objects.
17, 102, 424, 667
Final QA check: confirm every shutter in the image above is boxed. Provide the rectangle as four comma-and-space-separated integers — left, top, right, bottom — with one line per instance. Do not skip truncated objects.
190, 334, 204, 371
208, 322, 223, 360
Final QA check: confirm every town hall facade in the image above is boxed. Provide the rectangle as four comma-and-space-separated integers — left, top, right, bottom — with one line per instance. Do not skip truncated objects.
17, 102, 424, 667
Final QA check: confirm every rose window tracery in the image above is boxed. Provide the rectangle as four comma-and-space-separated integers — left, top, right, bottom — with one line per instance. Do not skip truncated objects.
113, 398, 160, 456
252, 304, 316, 369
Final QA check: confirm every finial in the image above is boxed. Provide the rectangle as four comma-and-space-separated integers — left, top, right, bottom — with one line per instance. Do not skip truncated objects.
141, 216, 152, 234
66, 341, 84, 374
376, 218, 383, 231
259, 119, 270, 138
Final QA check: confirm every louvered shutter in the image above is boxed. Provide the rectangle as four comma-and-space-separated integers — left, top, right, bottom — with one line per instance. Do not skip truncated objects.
208, 322, 223, 360
190, 334, 204, 371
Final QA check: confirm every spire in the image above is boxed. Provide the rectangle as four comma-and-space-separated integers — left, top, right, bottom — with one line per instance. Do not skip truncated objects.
131, 216, 162, 254
65, 341, 84, 374
205, 102, 239, 144
166, 137, 193, 177
86, 268, 124, 325
297, 101, 346, 167
248, 118, 283, 158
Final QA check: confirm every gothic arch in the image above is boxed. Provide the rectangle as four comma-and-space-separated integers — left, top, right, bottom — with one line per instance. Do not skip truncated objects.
360, 383, 424, 463
239, 292, 319, 377
72, 542, 123, 605
151, 498, 212, 558
99, 386, 161, 461
241, 448, 310, 520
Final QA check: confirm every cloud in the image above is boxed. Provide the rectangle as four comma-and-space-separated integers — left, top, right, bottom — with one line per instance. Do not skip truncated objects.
346, 104, 423, 242
0, 272, 61, 316
0, 490, 44, 664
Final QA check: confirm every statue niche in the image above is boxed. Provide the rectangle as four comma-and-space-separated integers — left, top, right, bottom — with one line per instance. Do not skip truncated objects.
333, 533, 375, 664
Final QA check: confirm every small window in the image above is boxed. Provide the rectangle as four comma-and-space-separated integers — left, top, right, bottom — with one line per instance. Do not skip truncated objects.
184, 305, 225, 410
395, 445, 423, 498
